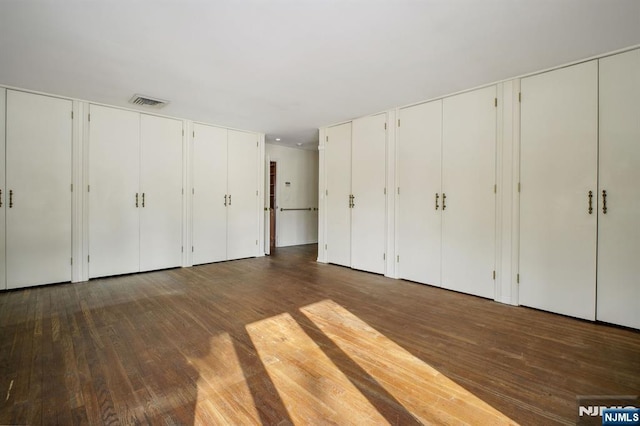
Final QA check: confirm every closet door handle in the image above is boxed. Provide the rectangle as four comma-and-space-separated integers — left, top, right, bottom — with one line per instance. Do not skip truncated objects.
588, 191, 593, 214
135, 193, 139, 208
442, 193, 446, 210
224, 194, 227, 206
9, 190, 13, 208
351, 194, 355, 209
602, 190, 607, 214
142, 193, 145, 208
435, 193, 439, 210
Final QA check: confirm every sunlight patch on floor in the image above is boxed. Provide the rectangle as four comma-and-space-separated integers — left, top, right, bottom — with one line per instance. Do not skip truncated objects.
246, 312, 389, 425
300, 299, 518, 425
188, 332, 262, 425
189, 301, 518, 425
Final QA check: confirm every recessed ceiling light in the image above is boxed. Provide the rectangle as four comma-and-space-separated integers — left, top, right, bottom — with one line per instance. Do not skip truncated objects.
296, 143, 303, 146
275, 138, 281, 141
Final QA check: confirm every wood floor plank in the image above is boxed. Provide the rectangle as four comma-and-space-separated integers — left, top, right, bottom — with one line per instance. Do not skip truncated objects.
300, 299, 517, 425
247, 312, 391, 425
1, 244, 639, 425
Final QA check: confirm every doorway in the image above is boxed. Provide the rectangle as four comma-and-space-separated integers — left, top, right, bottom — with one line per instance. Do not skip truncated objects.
269, 161, 277, 253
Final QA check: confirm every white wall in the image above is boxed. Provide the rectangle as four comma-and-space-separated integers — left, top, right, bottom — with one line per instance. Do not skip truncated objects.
266, 144, 319, 247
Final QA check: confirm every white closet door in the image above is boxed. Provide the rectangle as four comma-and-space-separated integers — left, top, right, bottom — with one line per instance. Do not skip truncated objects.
139, 114, 183, 272
325, 123, 352, 267
227, 129, 259, 260
192, 124, 228, 265
6, 90, 72, 288
597, 49, 640, 329
0, 89, 5, 290
442, 86, 496, 299
397, 101, 442, 285
89, 105, 140, 278
351, 114, 387, 274
520, 61, 598, 320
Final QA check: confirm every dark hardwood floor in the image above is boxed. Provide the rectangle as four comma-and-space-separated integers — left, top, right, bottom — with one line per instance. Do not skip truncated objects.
1, 244, 638, 425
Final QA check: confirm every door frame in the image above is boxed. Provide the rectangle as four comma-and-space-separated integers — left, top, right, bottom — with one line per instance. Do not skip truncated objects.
270, 160, 277, 253
264, 156, 279, 255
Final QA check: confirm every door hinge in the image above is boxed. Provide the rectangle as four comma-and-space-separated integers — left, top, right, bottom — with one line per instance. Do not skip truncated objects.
71, 111, 74, 120
383, 253, 386, 260
384, 122, 387, 130
519, 92, 522, 103
256, 240, 258, 245
518, 182, 521, 192
494, 98, 498, 107
88, 113, 91, 122
326, 189, 328, 196
256, 190, 259, 196
192, 246, 194, 252
181, 246, 184, 253
397, 187, 400, 195
384, 187, 386, 195
87, 255, 90, 263
397, 119, 400, 127
87, 185, 90, 192
494, 184, 497, 194
397, 255, 400, 262
517, 273, 520, 283
71, 257, 73, 265
182, 188, 184, 195
325, 244, 327, 250
71, 184, 73, 192
182, 129, 184, 137
193, 131, 195, 138
492, 270, 496, 280
192, 188, 195, 195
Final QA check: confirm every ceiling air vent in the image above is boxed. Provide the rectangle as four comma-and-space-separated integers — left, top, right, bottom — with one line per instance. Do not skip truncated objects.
128, 94, 169, 109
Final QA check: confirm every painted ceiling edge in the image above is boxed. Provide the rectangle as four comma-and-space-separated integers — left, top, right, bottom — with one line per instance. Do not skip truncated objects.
0, 83, 266, 137
319, 42, 640, 130
265, 141, 317, 151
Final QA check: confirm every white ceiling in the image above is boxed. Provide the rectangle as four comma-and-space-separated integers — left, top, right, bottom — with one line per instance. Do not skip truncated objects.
1, 1, 639, 149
